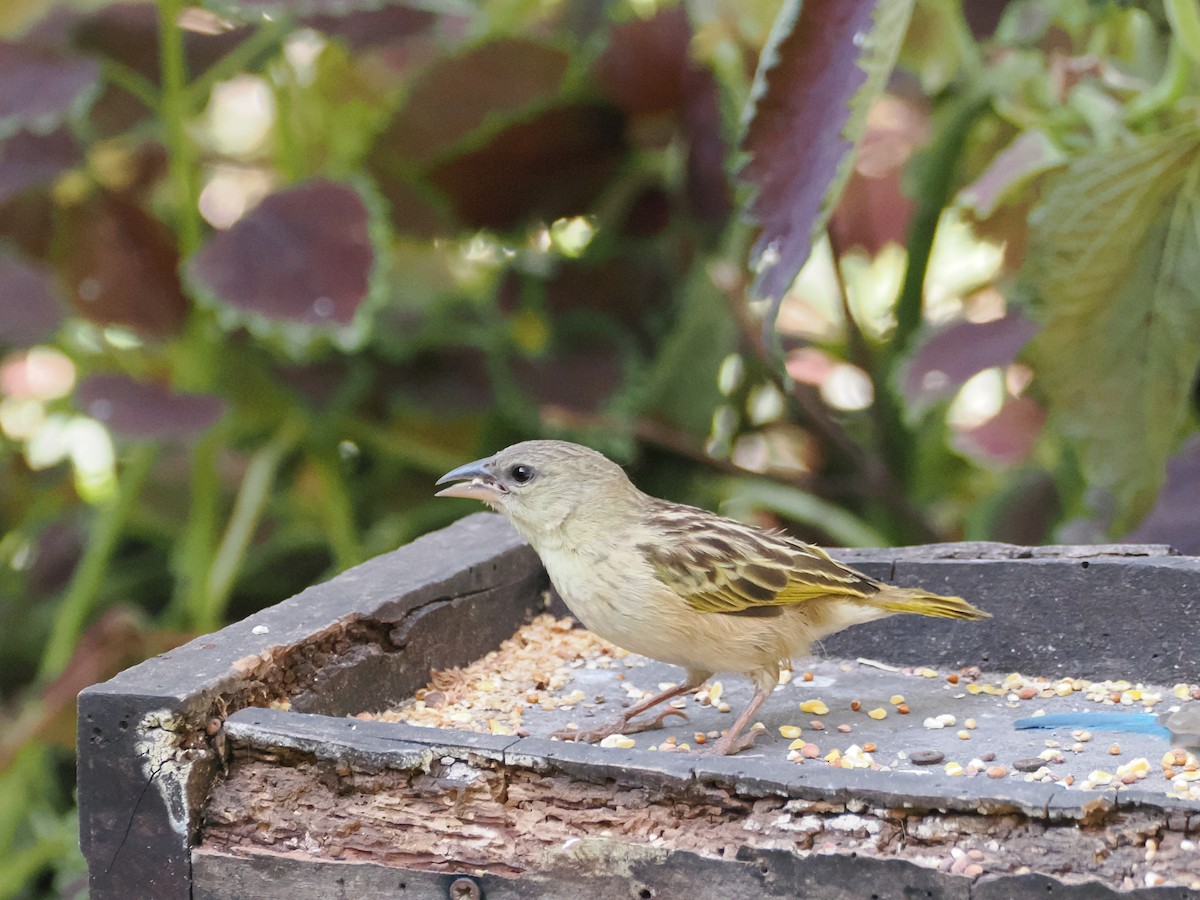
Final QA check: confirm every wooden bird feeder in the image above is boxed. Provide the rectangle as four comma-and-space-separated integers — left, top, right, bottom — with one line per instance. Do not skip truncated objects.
78, 513, 1200, 898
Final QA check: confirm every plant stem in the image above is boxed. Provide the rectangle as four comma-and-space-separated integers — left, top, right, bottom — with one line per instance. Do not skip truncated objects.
37, 444, 158, 680
310, 449, 364, 570
1166, 0, 1200, 67
100, 60, 159, 111
202, 422, 302, 630
188, 16, 292, 111
1126, 38, 1190, 124
889, 91, 990, 366
879, 90, 990, 501
158, 0, 202, 255
171, 428, 221, 629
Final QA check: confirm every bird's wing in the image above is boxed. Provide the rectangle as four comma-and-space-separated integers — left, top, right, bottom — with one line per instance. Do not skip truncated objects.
637, 502, 879, 616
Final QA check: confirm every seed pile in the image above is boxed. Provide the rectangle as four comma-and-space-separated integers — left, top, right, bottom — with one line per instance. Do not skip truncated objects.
361, 615, 1200, 801
367, 614, 628, 736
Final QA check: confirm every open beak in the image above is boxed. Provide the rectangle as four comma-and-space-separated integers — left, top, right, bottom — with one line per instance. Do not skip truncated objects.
435, 456, 507, 503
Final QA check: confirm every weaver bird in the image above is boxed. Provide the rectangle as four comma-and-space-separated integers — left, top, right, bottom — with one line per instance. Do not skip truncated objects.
437, 440, 988, 755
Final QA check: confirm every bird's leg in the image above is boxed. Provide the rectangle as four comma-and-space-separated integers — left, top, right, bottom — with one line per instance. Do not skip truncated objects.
552, 671, 711, 743
710, 676, 774, 756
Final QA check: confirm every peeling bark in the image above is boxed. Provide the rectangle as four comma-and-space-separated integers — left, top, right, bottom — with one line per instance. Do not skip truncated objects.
200, 747, 1200, 891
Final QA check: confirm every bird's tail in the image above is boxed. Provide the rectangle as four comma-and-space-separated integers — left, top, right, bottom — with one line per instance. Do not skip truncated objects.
874, 586, 989, 621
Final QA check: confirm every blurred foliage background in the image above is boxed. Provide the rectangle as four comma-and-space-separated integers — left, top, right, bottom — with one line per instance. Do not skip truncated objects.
1, 0, 1199, 894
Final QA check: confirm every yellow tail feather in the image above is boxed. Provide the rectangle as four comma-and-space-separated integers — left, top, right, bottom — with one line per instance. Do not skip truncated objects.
876, 587, 990, 621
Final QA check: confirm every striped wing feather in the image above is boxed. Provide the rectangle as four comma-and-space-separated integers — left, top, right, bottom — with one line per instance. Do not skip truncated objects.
637, 501, 880, 616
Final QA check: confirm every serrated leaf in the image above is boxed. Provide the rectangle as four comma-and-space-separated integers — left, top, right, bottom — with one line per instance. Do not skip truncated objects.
740, 0, 914, 319
0, 36, 100, 138
187, 179, 376, 326
1024, 131, 1200, 531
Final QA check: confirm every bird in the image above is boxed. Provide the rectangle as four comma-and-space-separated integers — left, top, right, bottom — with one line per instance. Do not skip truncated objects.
436, 440, 989, 755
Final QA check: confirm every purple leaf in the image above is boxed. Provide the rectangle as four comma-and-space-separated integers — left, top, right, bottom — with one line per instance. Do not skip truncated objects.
1125, 435, 1200, 554
371, 38, 569, 167
72, 4, 252, 85
187, 179, 375, 325
0, 193, 56, 260
959, 129, 1065, 219
58, 191, 189, 338
594, 7, 691, 117
0, 38, 100, 137
0, 252, 64, 346
511, 345, 624, 414
497, 256, 669, 335
207, 0, 465, 15
429, 103, 626, 232
0, 127, 82, 204
830, 95, 928, 254
740, 0, 914, 313
902, 312, 1039, 408
955, 395, 1045, 464
592, 7, 730, 223
682, 64, 731, 224
302, 7, 444, 52
77, 373, 226, 440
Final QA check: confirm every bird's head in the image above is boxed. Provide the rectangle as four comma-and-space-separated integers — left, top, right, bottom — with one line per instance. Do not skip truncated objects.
436, 440, 640, 544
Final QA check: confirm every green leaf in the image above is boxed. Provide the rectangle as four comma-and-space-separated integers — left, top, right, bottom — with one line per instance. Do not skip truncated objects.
620, 260, 737, 439
1024, 130, 1200, 532
720, 478, 889, 548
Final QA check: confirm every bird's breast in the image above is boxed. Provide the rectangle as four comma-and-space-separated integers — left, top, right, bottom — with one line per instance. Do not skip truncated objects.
535, 544, 672, 652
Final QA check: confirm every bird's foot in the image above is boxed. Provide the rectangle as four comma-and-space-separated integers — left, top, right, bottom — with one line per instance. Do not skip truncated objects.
709, 722, 767, 756
548, 708, 688, 744
622, 706, 689, 735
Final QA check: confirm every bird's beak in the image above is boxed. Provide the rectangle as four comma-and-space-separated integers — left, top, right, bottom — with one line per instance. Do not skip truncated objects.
435, 456, 506, 502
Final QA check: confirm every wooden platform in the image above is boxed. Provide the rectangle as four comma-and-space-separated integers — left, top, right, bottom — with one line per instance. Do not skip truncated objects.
77, 514, 1200, 898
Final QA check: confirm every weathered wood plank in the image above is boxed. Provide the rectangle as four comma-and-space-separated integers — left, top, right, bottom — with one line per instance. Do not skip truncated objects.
78, 513, 542, 900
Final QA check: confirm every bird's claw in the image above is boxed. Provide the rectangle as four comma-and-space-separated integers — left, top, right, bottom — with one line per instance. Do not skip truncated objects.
709, 722, 767, 756
548, 725, 606, 743
621, 706, 689, 734
548, 708, 689, 744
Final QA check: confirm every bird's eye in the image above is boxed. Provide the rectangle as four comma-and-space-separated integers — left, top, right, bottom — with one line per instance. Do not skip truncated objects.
509, 464, 535, 485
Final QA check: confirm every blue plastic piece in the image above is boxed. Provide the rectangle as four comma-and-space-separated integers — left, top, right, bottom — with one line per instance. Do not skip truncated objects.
1013, 712, 1171, 739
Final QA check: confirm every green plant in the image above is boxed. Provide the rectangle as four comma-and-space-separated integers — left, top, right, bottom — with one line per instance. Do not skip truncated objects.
1, 0, 1198, 893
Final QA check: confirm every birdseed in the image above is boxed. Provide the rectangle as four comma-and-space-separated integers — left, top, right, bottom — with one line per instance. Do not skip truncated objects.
354, 614, 1200, 803
599, 734, 635, 749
